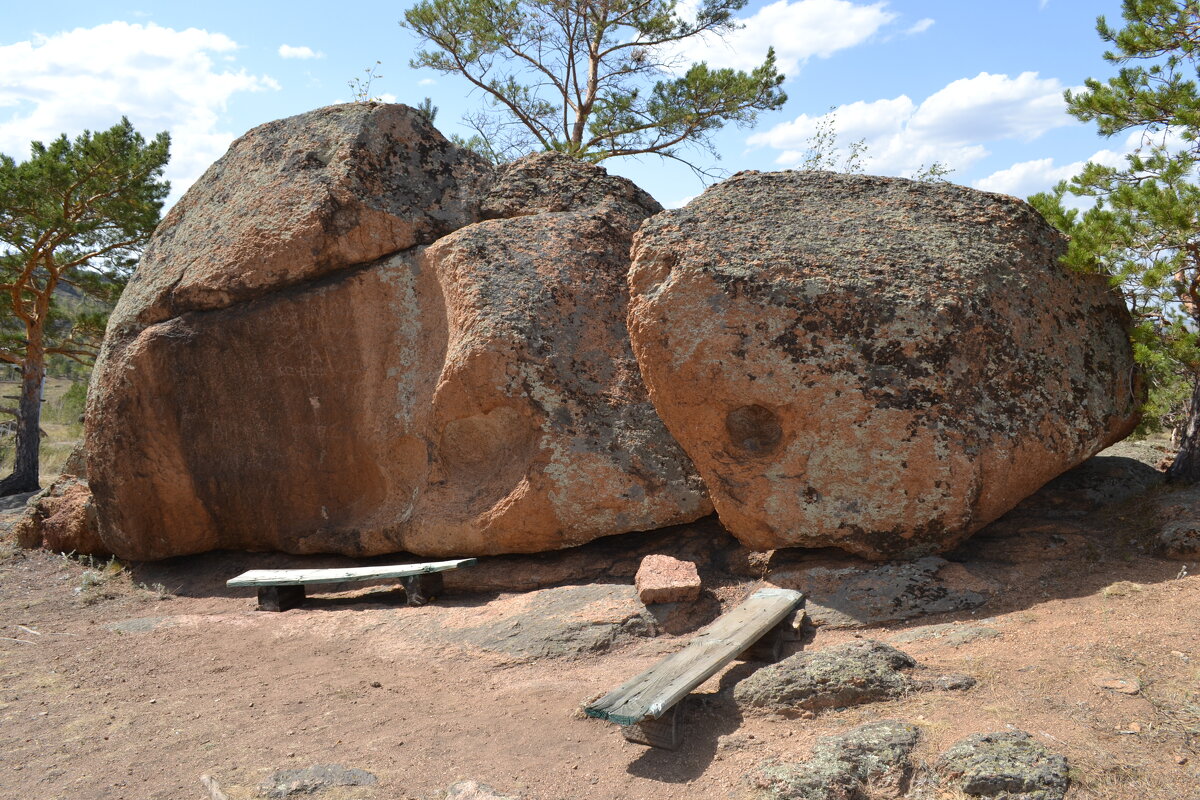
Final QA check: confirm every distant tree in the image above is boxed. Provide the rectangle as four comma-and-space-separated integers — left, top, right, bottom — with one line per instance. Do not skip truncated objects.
0, 118, 169, 495
400, 0, 787, 171
1029, 0, 1200, 481
416, 96, 439, 122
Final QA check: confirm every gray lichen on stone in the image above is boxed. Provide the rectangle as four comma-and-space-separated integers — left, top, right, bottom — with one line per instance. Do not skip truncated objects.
936, 731, 1070, 800
749, 720, 920, 800
733, 639, 973, 712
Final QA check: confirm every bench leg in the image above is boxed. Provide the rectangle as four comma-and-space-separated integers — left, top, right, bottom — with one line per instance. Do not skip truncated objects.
401, 572, 444, 607
738, 617, 796, 663
622, 703, 683, 750
257, 585, 305, 612
740, 628, 784, 662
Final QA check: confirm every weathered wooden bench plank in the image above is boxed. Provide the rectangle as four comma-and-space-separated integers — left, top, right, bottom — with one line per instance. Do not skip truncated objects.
585, 587, 804, 748
227, 559, 476, 611
226, 559, 477, 587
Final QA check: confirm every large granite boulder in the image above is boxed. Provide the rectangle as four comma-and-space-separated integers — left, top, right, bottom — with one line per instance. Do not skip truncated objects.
627, 170, 1140, 559
110, 102, 493, 333
85, 108, 708, 560
408, 203, 708, 556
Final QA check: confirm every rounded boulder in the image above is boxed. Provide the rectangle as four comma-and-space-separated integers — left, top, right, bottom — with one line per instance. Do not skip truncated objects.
626, 170, 1140, 559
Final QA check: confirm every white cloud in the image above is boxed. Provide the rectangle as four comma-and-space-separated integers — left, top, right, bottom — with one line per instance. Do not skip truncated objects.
904, 18, 934, 35
0, 22, 279, 205
748, 71, 1076, 177
972, 150, 1125, 197
278, 44, 324, 60
909, 72, 1071, 142
667, 194, 697, 209
663, 0, 897, 76
418, 78, 437, 87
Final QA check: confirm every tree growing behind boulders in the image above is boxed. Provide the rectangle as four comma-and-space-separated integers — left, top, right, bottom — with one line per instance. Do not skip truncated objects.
400, 0, 786, 168
1029, 0, 1200, 481
0, 118, 169, 496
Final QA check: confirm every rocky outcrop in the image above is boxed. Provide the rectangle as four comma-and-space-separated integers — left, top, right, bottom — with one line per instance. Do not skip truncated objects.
627, 170, 1140, 559
14, 447, 106, 556
733, 639, 974, 712
85, 106, 708, 560
936, 731, 1070, 800
406, 199, 707, 556
749, 720, 921, 800
110, 103, 493, 334
748, 725, 1070, 800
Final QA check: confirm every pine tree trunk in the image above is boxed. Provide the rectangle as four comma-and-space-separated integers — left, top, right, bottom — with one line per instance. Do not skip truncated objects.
0, 336, 44, 497
1168, 377, 1200, 483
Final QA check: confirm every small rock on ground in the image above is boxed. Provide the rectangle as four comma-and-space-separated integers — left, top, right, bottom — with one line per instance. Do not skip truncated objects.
443, 780, 519, 799
749, 720, 920, 800
1146, 482, 1200, 558
444, 584, 659, 660
635, 553, 702, 604
1158, 522, 1200, 558
733, 640, 973, 712
259, 764, 376, 798
936, 731, 1070, 800
890, 622, 1002, 647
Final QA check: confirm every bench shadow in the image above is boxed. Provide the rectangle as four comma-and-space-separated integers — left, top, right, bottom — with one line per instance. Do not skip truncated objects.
623, 660, 761, 783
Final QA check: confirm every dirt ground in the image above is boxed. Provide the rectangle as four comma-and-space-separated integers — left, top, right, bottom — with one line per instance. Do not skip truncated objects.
2, 447, 1199, 800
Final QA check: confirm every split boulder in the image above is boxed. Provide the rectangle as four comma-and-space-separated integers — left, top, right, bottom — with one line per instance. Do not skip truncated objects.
85, 108, 708, 560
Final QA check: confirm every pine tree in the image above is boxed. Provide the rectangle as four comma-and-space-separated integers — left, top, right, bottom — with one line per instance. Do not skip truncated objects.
1029, 0, 1200, 481
0, 118, 169, 494
401, 0, 786, 170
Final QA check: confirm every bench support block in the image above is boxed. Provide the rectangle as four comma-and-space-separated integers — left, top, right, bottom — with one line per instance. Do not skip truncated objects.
738, 610, 805, 662
401, 572, 443, 606
738, 626, 784, 662
621, 704, 682, 750
258, 585, 306, 612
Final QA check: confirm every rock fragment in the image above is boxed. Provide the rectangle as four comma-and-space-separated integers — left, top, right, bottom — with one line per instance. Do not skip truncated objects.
259, 764, 376, 798
635, 554, 702, 604
13, 447, 105, 556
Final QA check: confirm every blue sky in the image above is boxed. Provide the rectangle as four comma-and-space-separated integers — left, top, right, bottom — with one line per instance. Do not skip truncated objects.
1, 0, 1131, 209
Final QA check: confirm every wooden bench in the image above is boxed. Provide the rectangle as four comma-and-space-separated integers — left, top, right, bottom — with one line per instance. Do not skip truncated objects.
585, 587, 805, 750
226, 559, 477, 611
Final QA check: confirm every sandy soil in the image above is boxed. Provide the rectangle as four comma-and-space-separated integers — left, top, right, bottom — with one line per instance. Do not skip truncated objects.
2, 453, 1199, 800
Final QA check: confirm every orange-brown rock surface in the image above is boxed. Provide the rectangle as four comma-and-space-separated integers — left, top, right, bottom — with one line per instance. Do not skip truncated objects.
407, 193, 709, 555
15, 447, 106, 556
109, 103, 493, 334
85, 108, 708, 560
626, 171, 1140, 560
